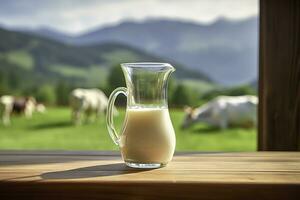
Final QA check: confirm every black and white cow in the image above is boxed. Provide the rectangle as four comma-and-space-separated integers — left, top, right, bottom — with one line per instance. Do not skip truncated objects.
0, 96, 40, 126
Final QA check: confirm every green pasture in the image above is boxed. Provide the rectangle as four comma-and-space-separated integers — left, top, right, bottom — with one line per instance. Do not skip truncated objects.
0, 107, 256, 151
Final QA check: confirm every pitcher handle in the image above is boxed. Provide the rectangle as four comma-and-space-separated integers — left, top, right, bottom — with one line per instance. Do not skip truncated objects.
106, 87, 128, 146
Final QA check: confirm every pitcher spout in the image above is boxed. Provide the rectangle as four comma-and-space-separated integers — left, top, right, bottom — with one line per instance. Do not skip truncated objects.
165, 64, 175, 80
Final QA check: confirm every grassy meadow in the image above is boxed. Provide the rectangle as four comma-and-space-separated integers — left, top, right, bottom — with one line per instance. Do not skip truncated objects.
0, 107, 256, 151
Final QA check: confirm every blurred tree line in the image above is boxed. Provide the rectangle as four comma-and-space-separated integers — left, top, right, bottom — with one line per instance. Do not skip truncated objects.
0, 64, 257, 108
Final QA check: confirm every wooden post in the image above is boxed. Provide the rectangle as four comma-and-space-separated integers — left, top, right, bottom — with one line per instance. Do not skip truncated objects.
258, 0, 300, 150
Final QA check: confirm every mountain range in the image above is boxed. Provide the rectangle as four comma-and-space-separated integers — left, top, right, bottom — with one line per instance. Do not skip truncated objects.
17, 17, 258, 86
0, 27, 209, 90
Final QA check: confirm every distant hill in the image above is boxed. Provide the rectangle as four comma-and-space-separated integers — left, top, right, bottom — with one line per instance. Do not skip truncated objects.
0, 28, 210, 90
25, 27, 72, 44
17, 17, 258, 86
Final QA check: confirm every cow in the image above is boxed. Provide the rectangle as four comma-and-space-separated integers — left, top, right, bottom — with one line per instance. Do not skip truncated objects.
0, 96, 39, 126
69, 88, 115, 125
36, 103, 46, 113
12, 96, 37, 118
182, 95, 258, 130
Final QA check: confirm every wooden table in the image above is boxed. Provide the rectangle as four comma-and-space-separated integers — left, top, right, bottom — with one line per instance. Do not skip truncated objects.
0, 151, 299, 199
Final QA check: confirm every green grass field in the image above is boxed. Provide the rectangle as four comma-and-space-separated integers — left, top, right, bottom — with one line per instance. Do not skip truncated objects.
0, 107, 256, 151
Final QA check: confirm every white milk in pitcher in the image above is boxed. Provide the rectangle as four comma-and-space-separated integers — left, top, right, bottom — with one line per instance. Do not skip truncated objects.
120, 107, 176, 164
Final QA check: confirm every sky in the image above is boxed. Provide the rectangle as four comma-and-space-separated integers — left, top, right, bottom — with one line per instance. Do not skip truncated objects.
0, 0, 258, 34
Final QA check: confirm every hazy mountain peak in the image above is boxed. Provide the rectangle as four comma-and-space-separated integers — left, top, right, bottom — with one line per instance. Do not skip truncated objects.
10, 17, 258, 86
211, 16, 231, 25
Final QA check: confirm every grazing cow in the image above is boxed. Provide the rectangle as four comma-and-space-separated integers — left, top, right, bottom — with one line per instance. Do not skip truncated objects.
70, 88, 115, 125
36, 103, 46, 113
12, 97, 37, 118
182, 95, 258, 129
0, 96, 38, 126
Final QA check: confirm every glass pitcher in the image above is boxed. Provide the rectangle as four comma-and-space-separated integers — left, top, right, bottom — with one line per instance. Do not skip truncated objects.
106, 63, 176, 169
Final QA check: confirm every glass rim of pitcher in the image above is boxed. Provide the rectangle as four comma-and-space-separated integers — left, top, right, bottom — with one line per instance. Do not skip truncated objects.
121, 62, 175, 71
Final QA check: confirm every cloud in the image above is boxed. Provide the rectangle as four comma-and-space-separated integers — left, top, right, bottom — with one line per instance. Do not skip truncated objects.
0, 0, 258, 34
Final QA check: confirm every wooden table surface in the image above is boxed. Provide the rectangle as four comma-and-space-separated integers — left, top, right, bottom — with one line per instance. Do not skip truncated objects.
0, 151, 299, 199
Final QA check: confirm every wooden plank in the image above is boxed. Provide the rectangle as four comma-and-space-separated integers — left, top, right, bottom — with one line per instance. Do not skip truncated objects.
259, 0, 300, 150
1, 150, 300, 157
1, 182, 299, 200
0, 151, 300, 199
